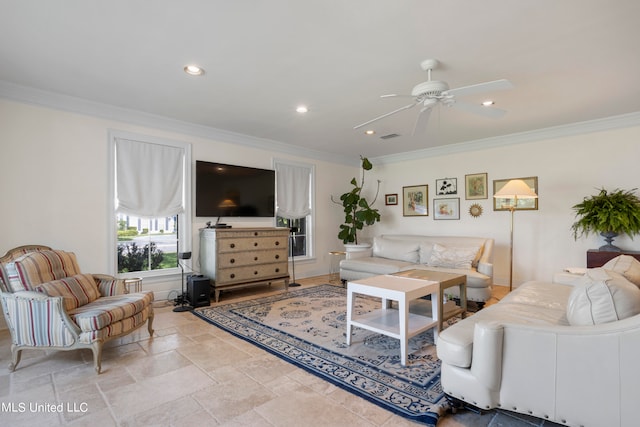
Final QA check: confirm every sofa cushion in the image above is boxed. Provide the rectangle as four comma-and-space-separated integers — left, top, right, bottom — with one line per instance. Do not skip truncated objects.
425, 243, 480, 269
69, 291, 154, 332
34, 273, 100, 311
340, 257, 415, 276
602, 255, 640, 287
437, 281, 572, 368
372, 237, 420, 263
566, 268, 640, 326
14, 250, 81, 290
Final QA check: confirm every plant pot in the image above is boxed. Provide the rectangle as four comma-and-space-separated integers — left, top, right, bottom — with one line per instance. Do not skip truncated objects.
599, 231, 621, 252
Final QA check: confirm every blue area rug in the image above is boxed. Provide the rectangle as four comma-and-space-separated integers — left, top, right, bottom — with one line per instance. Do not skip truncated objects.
193, 284, 450, 425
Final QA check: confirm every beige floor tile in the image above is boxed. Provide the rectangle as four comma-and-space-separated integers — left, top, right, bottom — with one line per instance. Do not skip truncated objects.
0, 276, 547, 427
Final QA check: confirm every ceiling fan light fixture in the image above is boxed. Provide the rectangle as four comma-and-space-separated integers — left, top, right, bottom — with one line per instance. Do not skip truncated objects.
184, 65, 204, 76
482, 100, 495, 106
365, 130, 375, 135
296, 105, 308, 113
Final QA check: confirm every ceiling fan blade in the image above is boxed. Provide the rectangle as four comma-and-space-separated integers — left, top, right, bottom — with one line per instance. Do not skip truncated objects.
380, 94, 412, 98
353, 102, 417, 129
412, 105, 433, 136
450, 100, 507, 119
444, 79, 513, 98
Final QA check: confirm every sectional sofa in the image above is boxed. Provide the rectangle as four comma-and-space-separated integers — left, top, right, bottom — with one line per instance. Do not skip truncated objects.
339, 234, 494, 304
437, 255, 640, 427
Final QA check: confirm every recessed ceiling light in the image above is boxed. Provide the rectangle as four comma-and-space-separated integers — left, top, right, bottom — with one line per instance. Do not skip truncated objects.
184, 65, 205, 76
482, 100, 495, 106
296, 106, 308, 113
365, 130, 375, 135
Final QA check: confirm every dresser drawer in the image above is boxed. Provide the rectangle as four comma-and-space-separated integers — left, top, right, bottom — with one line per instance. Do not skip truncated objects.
218, 248, 288, 267
218, 236, 287, 253
218, 229, 288, 239
216, 262, 289, 285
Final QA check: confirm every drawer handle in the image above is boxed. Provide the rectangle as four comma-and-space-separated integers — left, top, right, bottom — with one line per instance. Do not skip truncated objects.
254, 232, 259, 236
275, 268, 280, 273
254, 242, 258, 247
254, 271, 258, 275
230, 258, 235, 264
275, 241, 280, 246
230, 273, 235, 279
230, 243, 235, 249
275, 254, 279, 259
254, 256, 258, 261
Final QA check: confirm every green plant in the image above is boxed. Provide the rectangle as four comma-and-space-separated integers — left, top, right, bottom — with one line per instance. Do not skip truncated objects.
332, 156, 381, 244
117, 242, 165, 273
571, 188, 640, 240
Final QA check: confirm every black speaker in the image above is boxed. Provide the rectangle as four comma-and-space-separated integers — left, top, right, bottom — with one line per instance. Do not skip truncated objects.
187, 275, 211, 308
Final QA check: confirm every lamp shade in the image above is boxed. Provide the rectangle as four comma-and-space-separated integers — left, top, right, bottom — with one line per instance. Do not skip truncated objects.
494, 179, 538, 199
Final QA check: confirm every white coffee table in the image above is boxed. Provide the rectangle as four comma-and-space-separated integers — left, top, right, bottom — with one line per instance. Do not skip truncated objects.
346, 274, 440, 366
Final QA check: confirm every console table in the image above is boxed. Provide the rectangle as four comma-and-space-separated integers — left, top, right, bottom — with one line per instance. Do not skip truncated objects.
586, 249, 640, 268
200, 227, 290, 302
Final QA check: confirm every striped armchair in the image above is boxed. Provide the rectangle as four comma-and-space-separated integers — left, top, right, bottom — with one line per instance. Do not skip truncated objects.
0, 245, 154, 373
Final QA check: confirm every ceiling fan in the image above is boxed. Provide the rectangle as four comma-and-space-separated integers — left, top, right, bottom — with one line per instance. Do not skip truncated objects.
354, 59, 514, 135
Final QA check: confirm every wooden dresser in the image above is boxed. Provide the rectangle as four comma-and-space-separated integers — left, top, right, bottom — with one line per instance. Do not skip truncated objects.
200, 227, 290, 302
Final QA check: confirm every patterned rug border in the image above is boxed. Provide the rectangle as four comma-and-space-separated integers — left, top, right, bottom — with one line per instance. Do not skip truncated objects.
192, 284, 446, 426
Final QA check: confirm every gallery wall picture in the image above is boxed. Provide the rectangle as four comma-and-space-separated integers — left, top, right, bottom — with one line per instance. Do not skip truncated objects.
436, 178, 457, 195
493, 176, 539, 210
403, 185, 429, 216
434, 198, 460, 220
385, 194, 398, 205
465, 173, 488, 199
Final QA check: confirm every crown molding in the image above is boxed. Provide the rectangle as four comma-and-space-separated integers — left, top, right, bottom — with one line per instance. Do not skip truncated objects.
0, 80, 353, 166
372, 111, 640, 164
2, 80, 638, 168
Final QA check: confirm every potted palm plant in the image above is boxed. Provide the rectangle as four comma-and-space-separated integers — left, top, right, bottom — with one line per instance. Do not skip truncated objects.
332, 156, 381, 247
571, 188, 640, 251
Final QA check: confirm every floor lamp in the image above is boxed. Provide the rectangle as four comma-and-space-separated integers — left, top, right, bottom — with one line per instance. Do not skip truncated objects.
173, 251, 193, 312
493, 179, 538, 291
289, 226, 301, 287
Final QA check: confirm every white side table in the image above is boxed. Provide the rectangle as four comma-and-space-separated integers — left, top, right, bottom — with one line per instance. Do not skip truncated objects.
346, 274, 440, 366
328, 250, 346, 284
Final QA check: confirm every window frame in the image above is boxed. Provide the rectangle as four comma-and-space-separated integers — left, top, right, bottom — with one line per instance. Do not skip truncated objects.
273, 158, 315, 261
108, 130, 192, 279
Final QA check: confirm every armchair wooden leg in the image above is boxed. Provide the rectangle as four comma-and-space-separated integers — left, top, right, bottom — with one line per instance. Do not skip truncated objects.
147, 312, 155, 337
91, 342, 103, 374
9, 345, 22, 372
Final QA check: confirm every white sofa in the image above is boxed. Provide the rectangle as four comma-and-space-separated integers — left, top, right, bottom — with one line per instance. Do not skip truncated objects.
436, 255, 640, 427
340, 235, 494, 304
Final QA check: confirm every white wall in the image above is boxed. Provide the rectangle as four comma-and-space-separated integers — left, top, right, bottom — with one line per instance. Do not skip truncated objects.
0, 99, 351, 300
2, 96, 639, 298
366, 126, 640, 287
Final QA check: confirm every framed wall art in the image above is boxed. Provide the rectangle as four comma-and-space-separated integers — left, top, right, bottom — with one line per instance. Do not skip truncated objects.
385, 193, 398, 205
436, 178, 457, 195
434, 198, 460, 220
403, 185, 428, 216
493, 176, 539, 211
465, 173, 488, 199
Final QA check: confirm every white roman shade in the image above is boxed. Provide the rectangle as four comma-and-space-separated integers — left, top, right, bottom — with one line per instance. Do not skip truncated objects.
276, 162, 311, 219
115, 137, 185, 217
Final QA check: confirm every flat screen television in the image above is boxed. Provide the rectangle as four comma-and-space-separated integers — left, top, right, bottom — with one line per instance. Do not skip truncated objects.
195, 160, 275, 218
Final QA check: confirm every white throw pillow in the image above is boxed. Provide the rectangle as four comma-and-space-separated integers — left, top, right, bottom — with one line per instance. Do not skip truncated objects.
566, 268, 640, 326
426, 243, 480, 269
372, 237, 420, 263
602, 255, 640, 287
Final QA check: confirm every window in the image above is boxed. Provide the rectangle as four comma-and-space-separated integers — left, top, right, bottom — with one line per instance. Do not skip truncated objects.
109, 130, 192, 277
274, 159, 314, 259
116, 214, 179, 273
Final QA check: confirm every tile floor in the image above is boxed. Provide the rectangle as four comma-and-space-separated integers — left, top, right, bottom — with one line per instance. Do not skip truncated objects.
0, 276, 561, 426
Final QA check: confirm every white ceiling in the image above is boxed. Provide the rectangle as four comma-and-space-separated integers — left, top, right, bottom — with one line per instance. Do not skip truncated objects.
1, 1, 640, 162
